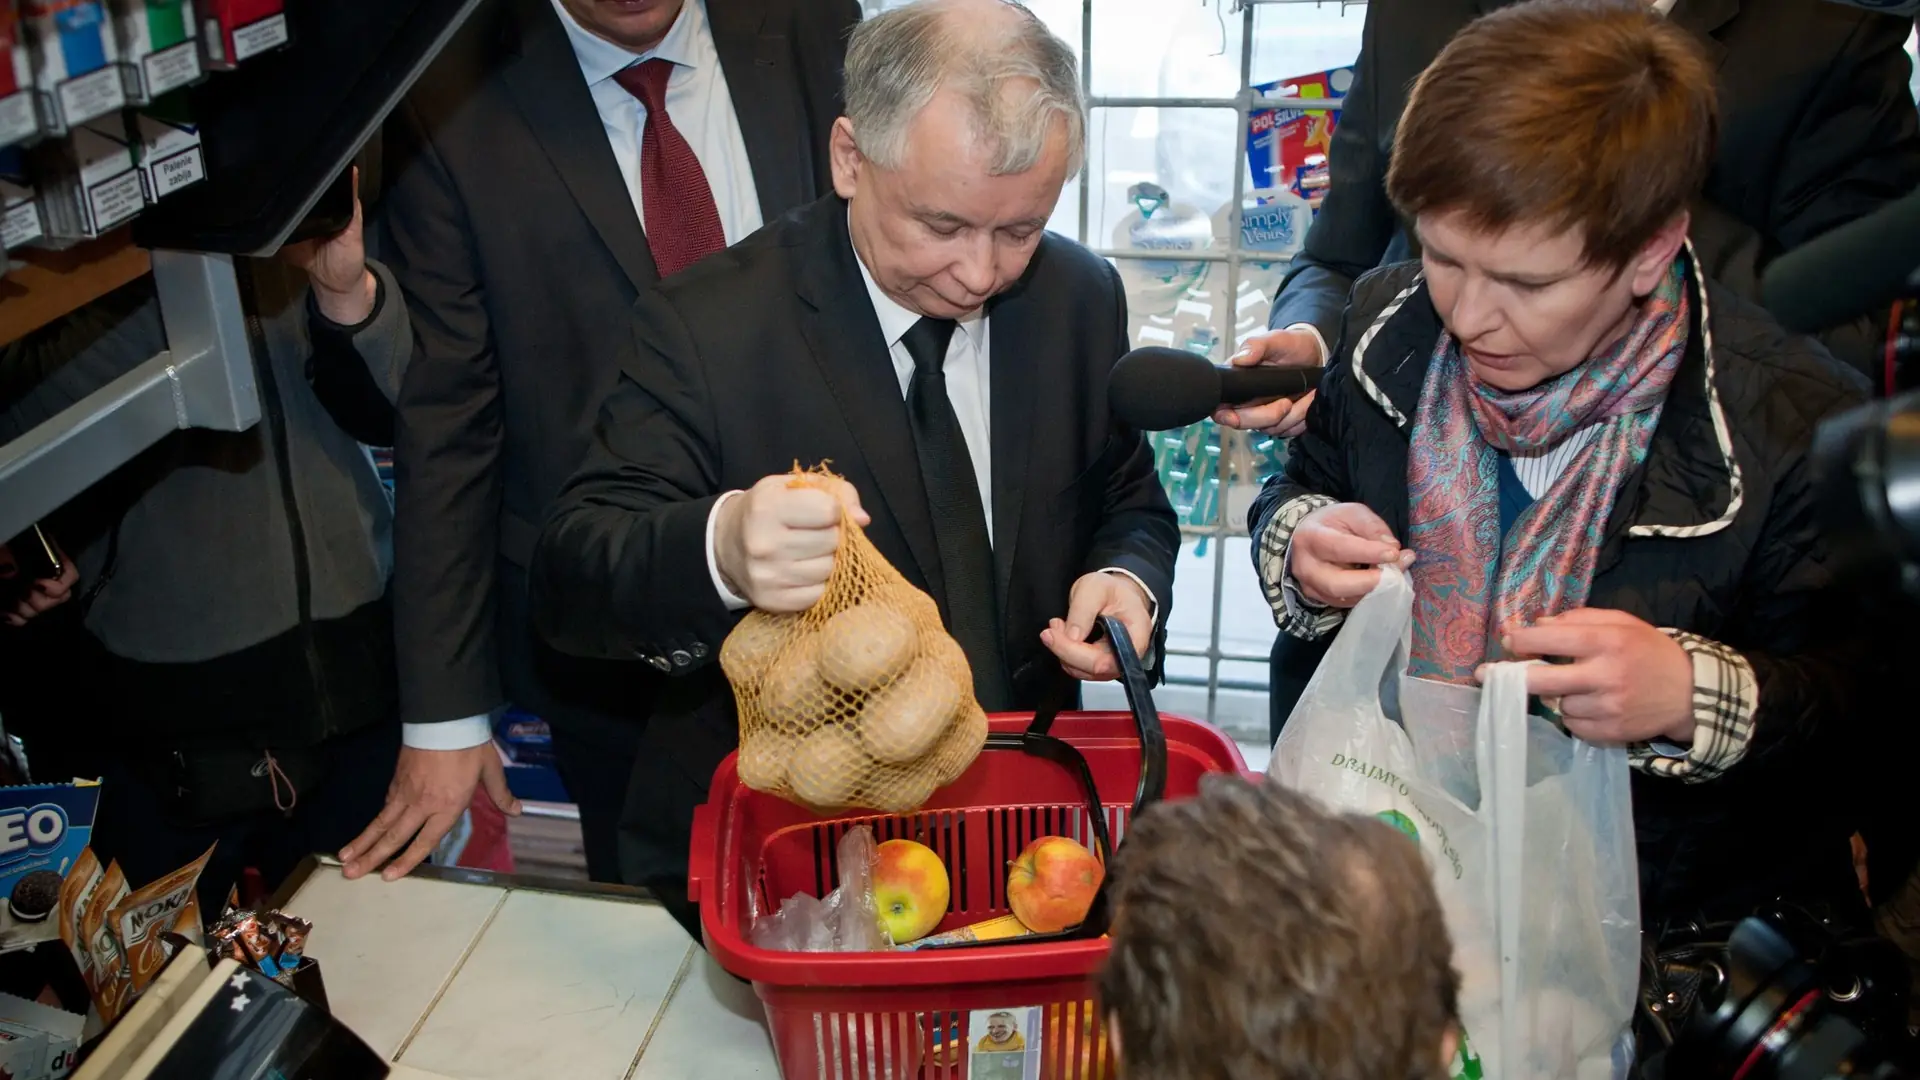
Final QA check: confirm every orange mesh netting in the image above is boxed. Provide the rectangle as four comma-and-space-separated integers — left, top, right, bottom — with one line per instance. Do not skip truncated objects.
721, 466, 989, 814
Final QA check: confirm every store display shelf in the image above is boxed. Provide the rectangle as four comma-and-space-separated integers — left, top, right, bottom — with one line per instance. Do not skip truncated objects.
0, 232, 151, 346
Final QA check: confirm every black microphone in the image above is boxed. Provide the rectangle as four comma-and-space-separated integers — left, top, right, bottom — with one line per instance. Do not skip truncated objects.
1108, 346, 1324, 431
1760, 186, 1920, 334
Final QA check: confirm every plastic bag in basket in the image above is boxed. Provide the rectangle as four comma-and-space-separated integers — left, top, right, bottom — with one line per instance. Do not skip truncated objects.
721, 466, 989, 814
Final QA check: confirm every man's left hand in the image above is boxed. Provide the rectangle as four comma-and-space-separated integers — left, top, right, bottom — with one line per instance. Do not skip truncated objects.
1041, 572, 1154, 682
1494, 608, 1694, 746
282, 166, 377, 325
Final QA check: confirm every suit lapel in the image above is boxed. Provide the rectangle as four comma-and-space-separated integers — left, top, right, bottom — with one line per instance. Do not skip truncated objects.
985, 267, 1038, 625
1668, 0, 1736, 66
795, 202, 946, 597
500, 0, 658, 291
708, 0, 810, 225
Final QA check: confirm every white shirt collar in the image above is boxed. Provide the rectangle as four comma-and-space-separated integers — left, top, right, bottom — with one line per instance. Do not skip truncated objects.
1651, 0, 1679, 14
849, 211, 989, 351
549, 0, 706, 86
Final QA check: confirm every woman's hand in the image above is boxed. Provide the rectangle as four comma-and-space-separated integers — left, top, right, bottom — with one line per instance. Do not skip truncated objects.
1497, 608, 1694, 745
1289, 502, 1415, 608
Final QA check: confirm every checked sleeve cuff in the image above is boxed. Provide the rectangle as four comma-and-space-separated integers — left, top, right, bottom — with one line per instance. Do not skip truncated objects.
1630, 631, 1758, 783
1256, 493, 1344, 640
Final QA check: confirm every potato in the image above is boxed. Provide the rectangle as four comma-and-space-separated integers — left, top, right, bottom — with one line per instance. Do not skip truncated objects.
868, 763, 939, 816
859, 660, 964, 764
921, 634, 974, 694
816, 604, 918, 692
736, 731, 796, 793
720, 612, 794, 687
787, 725, 870, 810
761, 645, 832, 733
930, 703, 989, 786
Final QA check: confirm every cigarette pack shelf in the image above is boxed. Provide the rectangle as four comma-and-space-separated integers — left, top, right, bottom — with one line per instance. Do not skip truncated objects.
691, 616, 1250, 1080
0, 0, 482, 543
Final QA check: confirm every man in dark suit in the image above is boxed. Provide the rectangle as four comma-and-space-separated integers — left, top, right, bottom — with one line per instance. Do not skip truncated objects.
342, 0, 859, 884
1214, 0, 1920, 741
529, 0, 1180, 937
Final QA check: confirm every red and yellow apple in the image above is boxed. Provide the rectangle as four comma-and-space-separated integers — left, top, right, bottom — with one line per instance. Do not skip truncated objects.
872, 839, 950, 945
1007, 836, 1104, 933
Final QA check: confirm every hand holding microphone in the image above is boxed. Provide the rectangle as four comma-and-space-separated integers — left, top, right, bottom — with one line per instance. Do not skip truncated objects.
1215, 328, 1325, 437
1108, 339, 1325, 434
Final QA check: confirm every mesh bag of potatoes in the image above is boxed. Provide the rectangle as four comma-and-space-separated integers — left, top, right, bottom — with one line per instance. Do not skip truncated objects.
720, 467, 990, 815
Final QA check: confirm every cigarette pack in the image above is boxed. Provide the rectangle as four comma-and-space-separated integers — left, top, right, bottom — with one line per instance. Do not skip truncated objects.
0, 146, 42, 249
110, 0, 198, 104
21, 0, 123, 135
0, 1, 39, 148
129, 107, 198, 201
197, 0, 280, 70
35, 116, 141, 237
0, 783, 98, 956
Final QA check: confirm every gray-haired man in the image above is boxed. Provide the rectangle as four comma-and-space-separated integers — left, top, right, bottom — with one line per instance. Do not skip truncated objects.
527, 0, 1179, 938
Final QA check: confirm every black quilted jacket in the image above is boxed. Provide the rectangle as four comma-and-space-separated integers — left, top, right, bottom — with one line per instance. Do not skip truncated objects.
1250, 257, 1884, 926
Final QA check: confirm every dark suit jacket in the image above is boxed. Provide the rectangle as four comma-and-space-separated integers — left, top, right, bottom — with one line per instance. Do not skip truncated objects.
1268, 0, 1920, 379
528, 197, 1180, 891
378, 0, 858, 734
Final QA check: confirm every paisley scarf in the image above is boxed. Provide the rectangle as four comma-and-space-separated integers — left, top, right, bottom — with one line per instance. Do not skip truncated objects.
1407, 260, 1690, 683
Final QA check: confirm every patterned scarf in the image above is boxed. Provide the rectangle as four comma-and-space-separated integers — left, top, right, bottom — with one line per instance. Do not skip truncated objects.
1407, 260, 1690, 683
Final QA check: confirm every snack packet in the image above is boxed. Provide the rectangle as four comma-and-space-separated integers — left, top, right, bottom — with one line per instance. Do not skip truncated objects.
108, 845, 211, 995
78, 861, 128, 1020
56, 848, 102, 984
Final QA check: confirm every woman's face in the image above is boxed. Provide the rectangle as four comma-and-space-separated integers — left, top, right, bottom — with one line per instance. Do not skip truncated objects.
1416, 211, 1686, 393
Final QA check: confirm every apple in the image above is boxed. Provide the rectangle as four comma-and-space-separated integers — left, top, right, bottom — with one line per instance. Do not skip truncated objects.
872, 839, 950, 944
1006, 836, 1104, 933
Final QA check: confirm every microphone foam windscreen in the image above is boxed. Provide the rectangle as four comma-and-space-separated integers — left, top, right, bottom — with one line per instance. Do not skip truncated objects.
1108, 347, 1221, 431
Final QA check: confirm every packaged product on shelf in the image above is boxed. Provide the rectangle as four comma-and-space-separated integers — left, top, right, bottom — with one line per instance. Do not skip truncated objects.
0, 782, 100, 956
106, 844, 211, 995
22, 0, 123, 135
1111, 181, 1212, 319
32, 116, 142, 238
129, 103, 200, 201
198, 0, 282, 70
0, 2, 39, 148
0, 992, 85, 1078
0, 145, 43, 249
1245, 66, 1353, 218
110, 0, 198, 104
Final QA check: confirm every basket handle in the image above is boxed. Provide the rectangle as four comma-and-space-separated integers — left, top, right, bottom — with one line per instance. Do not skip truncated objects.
1022, 613, 1168, 821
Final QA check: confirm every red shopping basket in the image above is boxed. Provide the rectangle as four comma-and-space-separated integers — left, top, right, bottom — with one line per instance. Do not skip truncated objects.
690, 615, 1249, 1080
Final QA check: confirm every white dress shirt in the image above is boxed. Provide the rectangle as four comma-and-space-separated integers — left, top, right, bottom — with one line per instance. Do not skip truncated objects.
705, 225, 1159, 639
552, 0, 763, 244
404, 0, 763, 751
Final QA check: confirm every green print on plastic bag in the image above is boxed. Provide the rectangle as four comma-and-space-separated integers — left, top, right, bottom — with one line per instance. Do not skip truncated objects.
1331, 752, 1463, 880
1450, 1028, 1485, 1080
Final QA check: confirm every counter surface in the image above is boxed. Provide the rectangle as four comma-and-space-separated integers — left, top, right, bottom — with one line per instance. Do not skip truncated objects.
281, 860, 782, 1079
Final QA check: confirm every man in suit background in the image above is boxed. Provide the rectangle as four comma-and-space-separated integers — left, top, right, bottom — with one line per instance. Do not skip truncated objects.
529, 0, 1180, 936
342, 0, 860, 884
1208, 0, 1920, 741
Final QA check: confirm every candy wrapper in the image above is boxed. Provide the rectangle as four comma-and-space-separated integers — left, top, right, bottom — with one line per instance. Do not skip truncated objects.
211, 908, 312, 988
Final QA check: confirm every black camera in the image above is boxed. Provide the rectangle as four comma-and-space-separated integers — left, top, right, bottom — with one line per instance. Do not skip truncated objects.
1667, 914, 1916, 1080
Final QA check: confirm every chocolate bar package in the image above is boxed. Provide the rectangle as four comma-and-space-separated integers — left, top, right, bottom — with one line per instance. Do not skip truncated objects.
109, 0, 197, 103
0, 1, 39, 148
0, 783, 100, 956
22, 0, 123, 134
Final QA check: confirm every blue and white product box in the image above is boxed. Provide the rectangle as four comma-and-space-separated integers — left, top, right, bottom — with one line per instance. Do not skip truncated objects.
0, 782, 98, 955
130, 109, 199, 200
0, 146, 43, 250
22, 1, 123, 136
35, 116, 142, 237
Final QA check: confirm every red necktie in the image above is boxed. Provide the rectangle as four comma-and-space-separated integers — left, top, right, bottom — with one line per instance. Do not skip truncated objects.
613, 58, 728, 278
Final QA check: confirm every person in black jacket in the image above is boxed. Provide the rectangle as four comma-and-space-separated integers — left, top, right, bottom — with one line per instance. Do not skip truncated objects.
1251, 0, 1877, 942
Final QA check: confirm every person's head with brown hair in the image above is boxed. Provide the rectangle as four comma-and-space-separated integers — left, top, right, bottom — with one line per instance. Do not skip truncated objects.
1386, 0, 1718, 392
1099, 775, 1459, 1080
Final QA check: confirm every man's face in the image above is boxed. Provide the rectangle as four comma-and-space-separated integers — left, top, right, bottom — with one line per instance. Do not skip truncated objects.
988, 1017, 1014, 1042
1416, 210, 1682, 393
834, 88, 1071, 319
555, 0, 683, 52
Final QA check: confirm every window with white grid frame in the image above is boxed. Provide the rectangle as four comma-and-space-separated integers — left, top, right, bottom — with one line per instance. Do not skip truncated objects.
857, 0, 1367, 741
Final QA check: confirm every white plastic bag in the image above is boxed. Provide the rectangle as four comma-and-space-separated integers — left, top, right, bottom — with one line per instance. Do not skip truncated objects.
1269, 567, 1640, 1080
750, 826, 892, 952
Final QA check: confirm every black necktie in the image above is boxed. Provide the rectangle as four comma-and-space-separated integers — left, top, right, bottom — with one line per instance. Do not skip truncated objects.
902, 317, 1013, 711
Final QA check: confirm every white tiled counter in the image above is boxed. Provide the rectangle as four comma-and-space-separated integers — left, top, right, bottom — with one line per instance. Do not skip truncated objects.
276, 858, 783, 1080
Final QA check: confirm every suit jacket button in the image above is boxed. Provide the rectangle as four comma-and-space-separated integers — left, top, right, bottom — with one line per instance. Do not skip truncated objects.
670, 649, 692, 668
690, 642, 709, 660
650, 655, 673, 673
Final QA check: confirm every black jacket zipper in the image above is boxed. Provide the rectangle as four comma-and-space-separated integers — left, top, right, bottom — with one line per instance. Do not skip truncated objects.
237, 260, 334, 752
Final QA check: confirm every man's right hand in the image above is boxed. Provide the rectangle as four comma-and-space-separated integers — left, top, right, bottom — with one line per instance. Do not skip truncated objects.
1290, 502, 1415, 608
715, 474, 870, 612
340, 744, 522, 881
1213, 327, 1325, 437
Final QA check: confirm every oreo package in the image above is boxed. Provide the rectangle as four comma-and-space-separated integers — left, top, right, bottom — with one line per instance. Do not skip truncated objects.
0, 782, 99, 955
